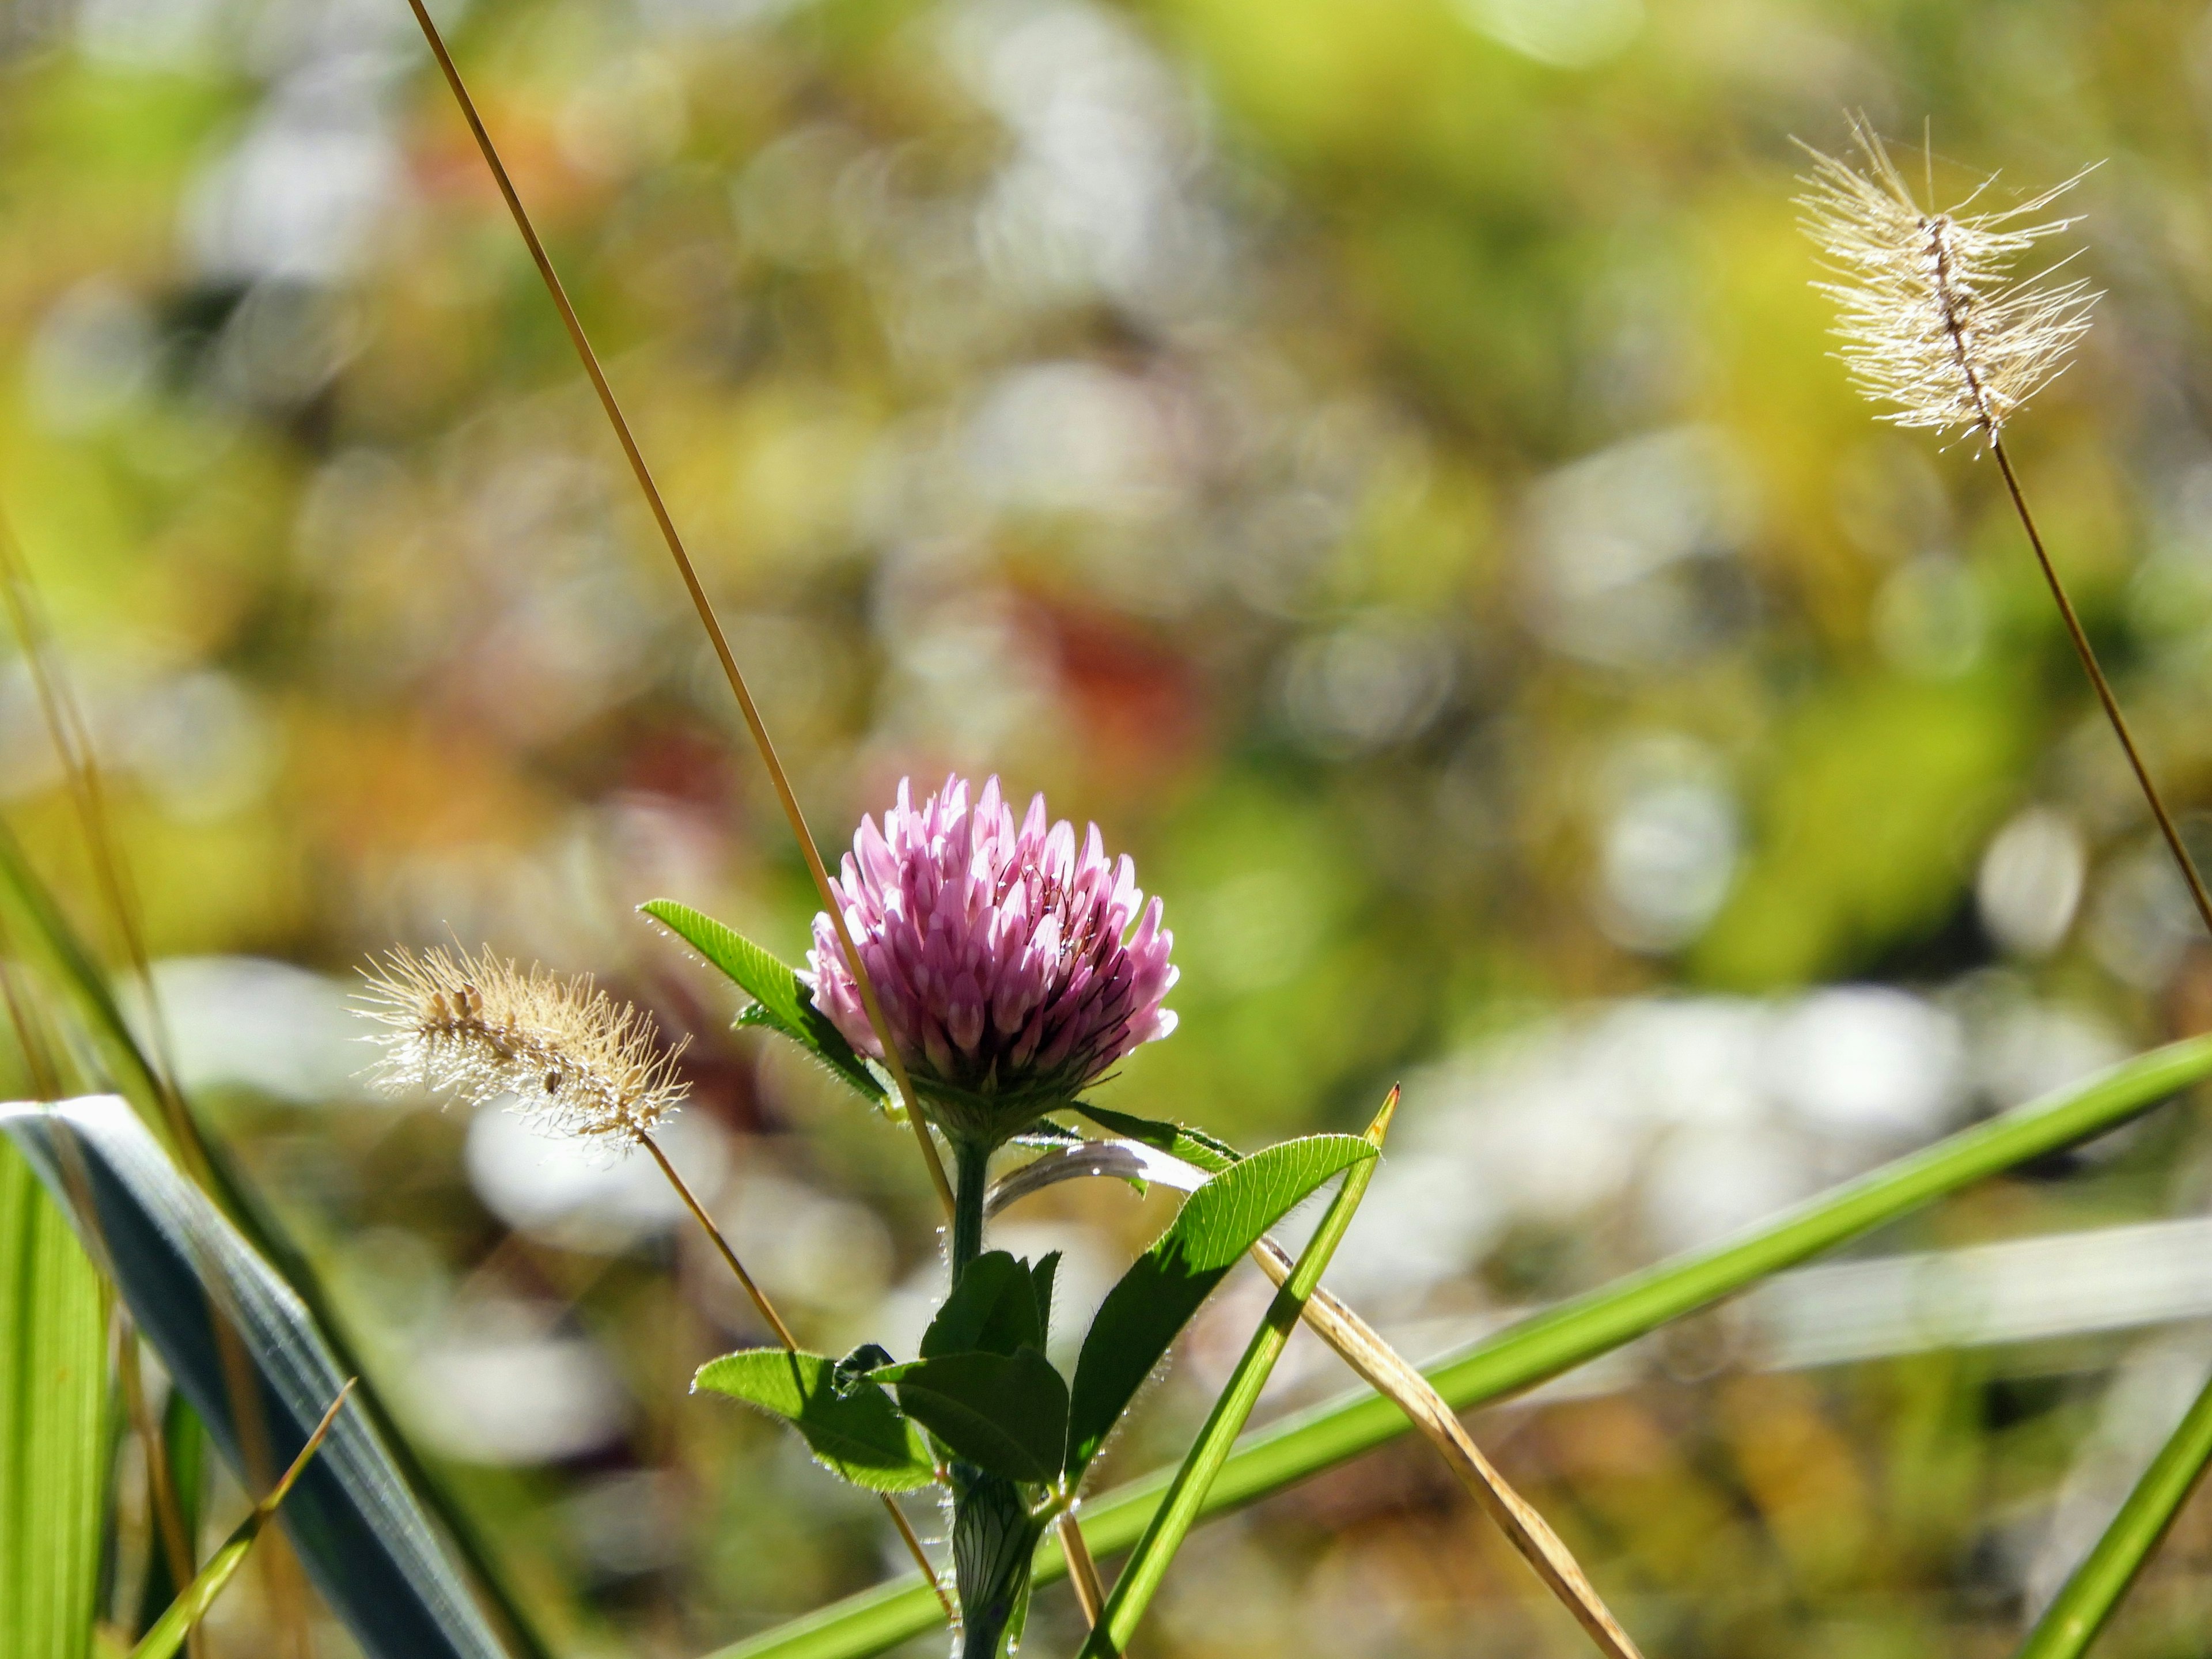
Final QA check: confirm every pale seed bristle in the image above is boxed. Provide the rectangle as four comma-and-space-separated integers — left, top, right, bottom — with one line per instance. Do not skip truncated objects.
1797, 115, 2099, 441
355, 944, 687, 1146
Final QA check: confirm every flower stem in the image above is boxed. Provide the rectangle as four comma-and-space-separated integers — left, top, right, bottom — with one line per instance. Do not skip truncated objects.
942, 1137, 1034, 1659
396, 0, 954, 1224
950, 1140, 991, 1280
1990, 434, 2212, 938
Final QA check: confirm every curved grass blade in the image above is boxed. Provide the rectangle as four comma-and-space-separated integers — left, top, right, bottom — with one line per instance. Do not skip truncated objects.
131, 1381, 353, 1659
0, 1139, 108, 1659
0, 823, 548, 1659
707, 1031, 2212, 1659
2016, 1362, 2212, 1659
1, 1096, 508, 1659
1080, 1093, 1389, 1658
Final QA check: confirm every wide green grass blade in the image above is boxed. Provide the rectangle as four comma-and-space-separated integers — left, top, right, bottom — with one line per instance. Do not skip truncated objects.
0, 819, 550, 1659
2016, 1363, 2212, 1659
2, 1096, 508, 1659
0, 1137, 109, 1659
1082, 1105, 1385, 1658
707, 1032, 2212, 1659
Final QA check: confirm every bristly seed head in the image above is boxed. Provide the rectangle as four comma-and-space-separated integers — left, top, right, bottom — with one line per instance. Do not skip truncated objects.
356, 944, 687, 1147
1797, 115, 2099, 442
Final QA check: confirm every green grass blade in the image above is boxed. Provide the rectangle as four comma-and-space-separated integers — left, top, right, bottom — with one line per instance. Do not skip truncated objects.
704, 1032, 2212, 1659
3, 1096, 508, 1659
0, 820, 551, 1659
0, 1138, 109, 1659
2016, 1363, 2212, 1659
130, 1382, 352, 1659
1082, 1107, 1385, 1658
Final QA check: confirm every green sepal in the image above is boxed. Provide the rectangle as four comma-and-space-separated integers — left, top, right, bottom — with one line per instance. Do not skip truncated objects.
640, 900, 888, 1107
869, 1350, 1070, 1486
694, 1349, 938, 1493
1063, 1133, 1374, 1484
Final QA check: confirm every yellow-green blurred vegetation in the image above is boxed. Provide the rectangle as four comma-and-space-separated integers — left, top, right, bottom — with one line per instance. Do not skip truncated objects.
10, 0, 2212, 1653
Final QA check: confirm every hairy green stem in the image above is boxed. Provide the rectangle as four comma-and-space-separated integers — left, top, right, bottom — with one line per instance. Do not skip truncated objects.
950, 1141, 988, 1283
942, 1137, 1034, 1659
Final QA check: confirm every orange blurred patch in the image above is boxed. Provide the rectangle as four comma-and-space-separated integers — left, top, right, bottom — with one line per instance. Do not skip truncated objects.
1027, 600, 1205, 787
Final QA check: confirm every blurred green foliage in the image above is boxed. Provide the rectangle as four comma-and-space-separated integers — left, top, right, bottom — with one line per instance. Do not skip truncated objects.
10, 0, 2212, 1653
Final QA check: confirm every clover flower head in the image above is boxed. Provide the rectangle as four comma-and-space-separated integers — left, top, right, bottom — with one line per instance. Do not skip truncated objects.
1798, 115, 2099, 440
356, 944, 687, 1147
806, 775, 1177, 1140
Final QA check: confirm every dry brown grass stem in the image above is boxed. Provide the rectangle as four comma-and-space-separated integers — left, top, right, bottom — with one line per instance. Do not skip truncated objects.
397, 0, 953, 1221
116, 1319, 203, 1659
1251, 1238, 1646, 1659
638, 1131, 797, 1349
1989, 443, 2212, 939
1056, 1512, 1108, 1626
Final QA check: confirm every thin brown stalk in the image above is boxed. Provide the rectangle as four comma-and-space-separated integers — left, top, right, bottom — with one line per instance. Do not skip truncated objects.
638, 1131, 955, 1620
1988, 438, 2212, 938
116, 1321, 202, 1659
397, 0, 953, 1221
1251, 1239, 1645, 1659
641, 1131, 797, 1350
1056, 1512, 1107, 1626
1800, 126, 2212, 940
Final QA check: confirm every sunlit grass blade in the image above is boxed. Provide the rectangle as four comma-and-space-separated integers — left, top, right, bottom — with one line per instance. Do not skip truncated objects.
2, 1096, 509, 1659
0, 820, 551, 1659
707, 1032, 2212, 1659
0, 1138, 109, 1659
130, 1382, 354, 1659
2015, 1362, 2212, 1659
1078, 1091, 1391, 1658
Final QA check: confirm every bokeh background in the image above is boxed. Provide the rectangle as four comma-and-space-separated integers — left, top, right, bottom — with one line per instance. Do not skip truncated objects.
10, 0, 2212, 1654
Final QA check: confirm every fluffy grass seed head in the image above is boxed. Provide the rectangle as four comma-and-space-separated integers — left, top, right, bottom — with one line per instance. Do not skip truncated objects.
357, 944, 688, 1147
1797, 116, 2099, 441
